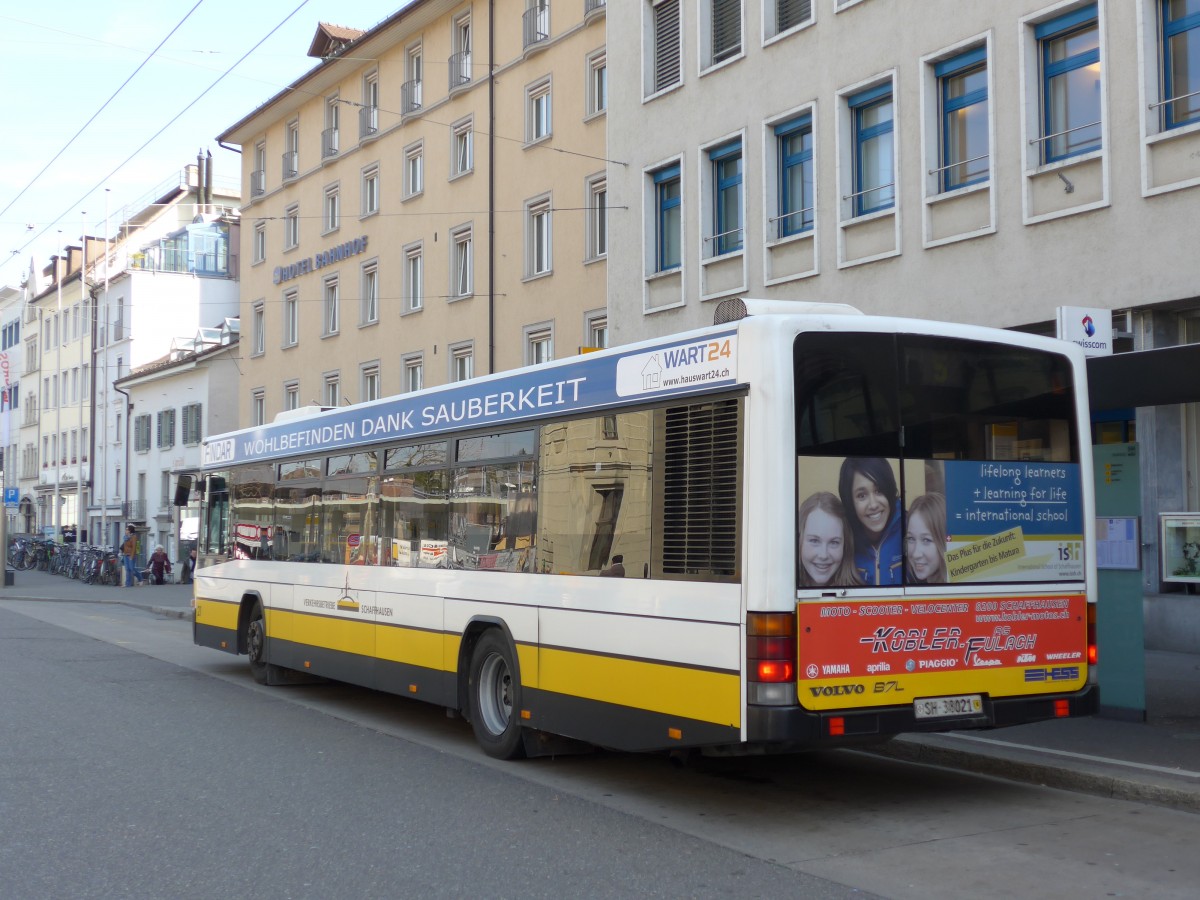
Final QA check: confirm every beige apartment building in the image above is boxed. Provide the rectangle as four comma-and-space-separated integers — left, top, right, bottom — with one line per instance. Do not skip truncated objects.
220, 0, 609, 428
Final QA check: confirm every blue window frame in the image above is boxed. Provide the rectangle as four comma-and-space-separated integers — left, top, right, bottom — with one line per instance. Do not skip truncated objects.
1162, 0, 1200, 129
849, 83, 894, 216
654, 164, 682, 272
775, 114, 813, 237
709, 139, 743, 255
1037, 5, 1101, 163
936, 47, 989, 191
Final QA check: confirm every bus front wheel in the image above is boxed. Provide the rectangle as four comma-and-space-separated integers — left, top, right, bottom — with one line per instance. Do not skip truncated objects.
246, 602, 270, 685
467, 631, 526, 760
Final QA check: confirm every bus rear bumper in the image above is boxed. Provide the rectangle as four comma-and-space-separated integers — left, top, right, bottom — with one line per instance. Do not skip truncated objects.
745, 684, 1100, 746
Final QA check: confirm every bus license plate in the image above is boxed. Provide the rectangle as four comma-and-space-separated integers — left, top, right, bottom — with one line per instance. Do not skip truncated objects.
913, 695, 983, 720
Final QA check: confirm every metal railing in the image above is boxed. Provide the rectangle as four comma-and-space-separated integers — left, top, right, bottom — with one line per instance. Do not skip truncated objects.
523, 4, 550, 49
449, 51, 472, 89
250, 169, 265, 196
402, 79, 423, 114
359, 105, 379, 138
322, 127, 340, 159
585, 0, 605, 14
281, 150, 298, 179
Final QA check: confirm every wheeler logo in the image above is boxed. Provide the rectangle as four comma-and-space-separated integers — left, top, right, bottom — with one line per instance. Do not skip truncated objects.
1081, 315, 1096, 338
808, 684, 865, 697
203, 438, 235, 467
1023, 666, 1080, 682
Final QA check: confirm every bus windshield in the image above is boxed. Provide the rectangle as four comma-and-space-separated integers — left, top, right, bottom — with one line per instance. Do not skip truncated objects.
794, 333, 1082, 588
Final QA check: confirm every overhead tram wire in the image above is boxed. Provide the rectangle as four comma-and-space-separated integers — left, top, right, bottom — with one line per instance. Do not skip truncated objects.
4, 0, 315, 274
0, 1, 207, 222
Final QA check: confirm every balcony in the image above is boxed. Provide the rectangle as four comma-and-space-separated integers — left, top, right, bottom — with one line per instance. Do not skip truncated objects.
359, 105, 379, 138
523, 4, 550, 49
585, 0, 605, 13
124, 499, 146, 520
449, 51, 472, 90
250, 169, 265, 197
402, 79, 423, 115
322, 127, 339, 159
282, 150, 298, 180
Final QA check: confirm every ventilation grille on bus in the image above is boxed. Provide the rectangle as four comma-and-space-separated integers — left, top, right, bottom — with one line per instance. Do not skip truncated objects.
660, 399, 740, 577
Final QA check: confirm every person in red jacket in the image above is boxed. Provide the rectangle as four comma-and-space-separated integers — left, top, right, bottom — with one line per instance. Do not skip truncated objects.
149, 545, 173, 585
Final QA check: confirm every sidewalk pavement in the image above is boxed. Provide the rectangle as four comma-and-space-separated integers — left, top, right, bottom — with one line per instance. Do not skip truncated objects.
3, 568, 1198, 812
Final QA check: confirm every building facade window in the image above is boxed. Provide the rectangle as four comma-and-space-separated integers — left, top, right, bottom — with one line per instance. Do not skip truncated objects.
361, 362, 381, 402
253, 221, 266, 263
156, 408, 176, 449
323, 94, 340, 158
404, 244, 424, 312
770, 0, 813, 40
707, 0, 743, 68
323, 276, 340, 336
775, 114, 814, 237
527, 77, 552, 143
937, 47, 989, 191
586, 312, 608, 349
451, 119, 473, 177
283, 290, 299, 347
251, 390, 265, 426
360, 261, 379, 325
1037, 6, 1101, 163
450, 343, 474, 382
362, 164, 380, 216
650, 0, 682, 95
323, 372, 340, 407
361, 71, 379, 137
1162, 0, 1200, 129
451, 225, 473, 298
404, 354, 424, 393
284, 120, 299, 178
653, 163, 682, 271
404, 142, 424, 197
182, 402, 203, 445
252, 142, 266, 196
284, 204, 299, 249
587, 50, 607, 116
451, 12, 472, 88
850, 82, 895, 215
324, 184, 340, 233
525, 324, 553, 365
708, 139, 743, 255
587, 174, 608, 259
526, 196, 552, 277
134, 414, 152, 453
252, 302, 266, 355
284, 381, 299, 411
404, 43, 424, 113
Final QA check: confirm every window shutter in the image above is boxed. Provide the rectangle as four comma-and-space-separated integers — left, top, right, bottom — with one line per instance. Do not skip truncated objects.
777, 0, 811, 33
156, 412, 163, 448
654, 1, 681, 93
712, 0, 741, 63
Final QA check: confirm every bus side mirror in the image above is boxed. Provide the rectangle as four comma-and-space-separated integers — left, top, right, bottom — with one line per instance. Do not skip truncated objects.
174, 475, 193, 507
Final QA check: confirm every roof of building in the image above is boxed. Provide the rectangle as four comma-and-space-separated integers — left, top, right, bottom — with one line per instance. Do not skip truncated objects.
307, 22, 366, 59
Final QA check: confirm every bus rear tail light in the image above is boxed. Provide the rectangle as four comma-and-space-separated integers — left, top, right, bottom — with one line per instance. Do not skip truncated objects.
1054, 699, 1070, 718
747, 612, 796, 705
1086, 603, 1098, 667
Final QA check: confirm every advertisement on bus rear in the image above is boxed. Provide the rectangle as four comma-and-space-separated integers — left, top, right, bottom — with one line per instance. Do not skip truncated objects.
795, 593, 1089, 709
796, 457, 1084, 588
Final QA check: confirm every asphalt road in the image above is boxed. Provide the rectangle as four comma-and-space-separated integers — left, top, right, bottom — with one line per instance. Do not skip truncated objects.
4, 598, 1200, 899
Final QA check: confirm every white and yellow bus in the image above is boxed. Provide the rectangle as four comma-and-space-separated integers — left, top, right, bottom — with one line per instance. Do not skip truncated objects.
191, 300, 1098, 758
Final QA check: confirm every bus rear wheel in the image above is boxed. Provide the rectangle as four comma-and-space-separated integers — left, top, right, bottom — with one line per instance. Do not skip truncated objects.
468, 631, 526, 760
247, 602, 270, 685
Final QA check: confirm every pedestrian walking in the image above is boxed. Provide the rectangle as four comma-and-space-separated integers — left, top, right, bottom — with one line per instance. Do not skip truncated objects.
121, 525, 143, 587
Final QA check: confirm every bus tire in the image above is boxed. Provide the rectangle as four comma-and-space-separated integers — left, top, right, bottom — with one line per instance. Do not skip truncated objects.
467, 630, 526, 760
246, 601, 271, 685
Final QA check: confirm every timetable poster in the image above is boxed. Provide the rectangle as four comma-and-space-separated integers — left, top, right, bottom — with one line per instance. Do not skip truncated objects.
943, 460, 1084, 584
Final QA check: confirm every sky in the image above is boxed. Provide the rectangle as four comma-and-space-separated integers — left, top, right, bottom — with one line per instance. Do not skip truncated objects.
0, 0, 412, 286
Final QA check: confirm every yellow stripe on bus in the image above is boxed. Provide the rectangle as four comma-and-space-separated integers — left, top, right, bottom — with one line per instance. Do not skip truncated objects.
539, 646, 740, 727
272, 608, 375, 657
194, 597, 239, 631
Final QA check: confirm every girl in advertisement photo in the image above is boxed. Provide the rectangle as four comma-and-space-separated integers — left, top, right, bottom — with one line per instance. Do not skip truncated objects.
797, 492, 861, 588
839, 457, 904, 586
906, 492, 948, 584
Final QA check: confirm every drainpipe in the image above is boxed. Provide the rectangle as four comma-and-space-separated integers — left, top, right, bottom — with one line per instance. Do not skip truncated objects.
488, 0, 496, 374
114, 381, 132, 538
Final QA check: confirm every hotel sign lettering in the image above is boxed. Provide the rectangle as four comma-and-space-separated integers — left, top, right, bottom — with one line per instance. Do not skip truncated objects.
274, 236, 369, 285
